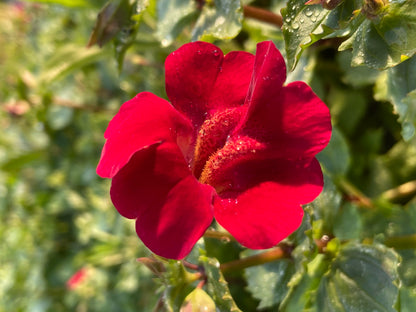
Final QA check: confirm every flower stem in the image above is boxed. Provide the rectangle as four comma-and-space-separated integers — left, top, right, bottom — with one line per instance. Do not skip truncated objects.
385, 234, 416, 250
220, 245, 290, 274
243, 5, 283, 28
380, 180, 416, 203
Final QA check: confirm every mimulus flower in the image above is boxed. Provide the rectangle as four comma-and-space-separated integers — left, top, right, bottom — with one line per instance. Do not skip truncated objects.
97, 41, 332, 260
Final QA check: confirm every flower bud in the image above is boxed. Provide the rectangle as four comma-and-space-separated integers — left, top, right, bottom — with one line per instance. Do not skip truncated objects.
362, 0, 389, 19
180, 288, 216, 312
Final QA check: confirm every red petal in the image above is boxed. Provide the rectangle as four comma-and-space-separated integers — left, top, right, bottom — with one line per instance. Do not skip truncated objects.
213, 158, 323, 248
242, 41, 287, 122
97, 92, 193, 178
208, 51, 255, 111
165, 42, 223, 126
165, 42, 254, 126
215, 188, 304, 249
110, 142, 214, 259
239, 81, 332, 159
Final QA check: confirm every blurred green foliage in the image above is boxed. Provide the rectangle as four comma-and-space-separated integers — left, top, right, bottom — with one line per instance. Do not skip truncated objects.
1, 0, 416, 311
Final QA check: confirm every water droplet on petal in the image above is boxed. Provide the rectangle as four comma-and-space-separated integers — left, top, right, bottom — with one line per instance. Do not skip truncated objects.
305, 8, 313, 17
292, 22, 300, 30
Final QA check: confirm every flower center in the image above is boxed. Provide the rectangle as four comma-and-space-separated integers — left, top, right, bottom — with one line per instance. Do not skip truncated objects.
192, 107, 244, 181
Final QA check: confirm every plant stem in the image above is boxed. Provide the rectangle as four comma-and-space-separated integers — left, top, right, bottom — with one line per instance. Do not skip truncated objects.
336, 177, 374, 209
204, 229, 235, 241
385, 234, 416, 250
380, 180, 416, 203
243, 5, 283, 28
220, 246, 289, 273
183, 260, 199, 271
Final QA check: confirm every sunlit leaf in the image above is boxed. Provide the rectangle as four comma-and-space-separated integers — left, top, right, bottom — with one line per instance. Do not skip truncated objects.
156, 0, 197, 47
192, 0, 243, 41
282, 0, 359, 70
339, 1, 416, 69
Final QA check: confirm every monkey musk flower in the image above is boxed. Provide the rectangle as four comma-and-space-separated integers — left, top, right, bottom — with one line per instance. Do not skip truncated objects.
97, 41, 331, 260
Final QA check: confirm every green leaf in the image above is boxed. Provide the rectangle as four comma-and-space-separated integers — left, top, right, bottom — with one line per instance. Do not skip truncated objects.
192, 0, 243, 41
317, 243, 400, 312
337, 50, 381, 87
282, 0, 330, 71
39, 45, 107, 85
339, 1, 416, 69
317, 127, 350, 177
311, 174, 342, 234
282, 0, 359, 70
114, 0, 148, 72
398, 286, 416, 312
375, 56, 416, 141
156, 0, 197, 47
199, 256, 242, 312
280, 253, 330, 311
244, 257, 295, 309
333, 203, 362, 240
87, 0, 134, 48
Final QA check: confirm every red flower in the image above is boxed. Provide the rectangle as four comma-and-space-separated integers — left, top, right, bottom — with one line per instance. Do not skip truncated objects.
97, 41, 331, 260
67, 268, 88, 290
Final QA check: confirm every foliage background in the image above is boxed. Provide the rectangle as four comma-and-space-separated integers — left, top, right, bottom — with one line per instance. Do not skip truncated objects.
1, 0, 416, 311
